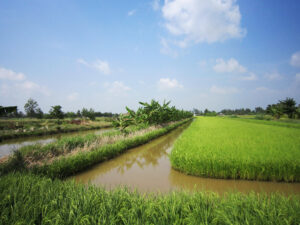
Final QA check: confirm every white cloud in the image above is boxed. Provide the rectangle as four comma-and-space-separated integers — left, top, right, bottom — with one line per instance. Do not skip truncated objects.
255, 86, 271, 92
67, 92, 79, 101
240, 72, 257, 81
198, 60, 207, 68
160, 38, 178, 57
128, 9, 136, 16
0, 66, 50, 97
213, 58, 247, 73
89, 81, 97, 86
152, 0, 160, 11
264, 72, 282, 81
158, 78, 183, 90
15, 81, 50, 96
295, 73, 300, 83
105, 81, 131, 96
290, 52, 300, 67
77, 58, 111, 75
210, 85, 238, 94
161, 0, 246, 47
0, 67, 26, 81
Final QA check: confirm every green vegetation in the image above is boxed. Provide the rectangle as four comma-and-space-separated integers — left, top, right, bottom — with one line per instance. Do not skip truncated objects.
24, 98, 43, 118
113, 99, 193, 132
231, 117, 300, 129
0, 118, 112, 141
49, 105, 64, 119
171, 117, 300, 182
193, 97, 300, 120
0, 119, 191, 178
266, 98, 299, 119
1, 173, 299, 225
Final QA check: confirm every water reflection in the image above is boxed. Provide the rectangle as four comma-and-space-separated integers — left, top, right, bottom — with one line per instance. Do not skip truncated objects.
72, 124, 300, 195
0, 128, 112, 158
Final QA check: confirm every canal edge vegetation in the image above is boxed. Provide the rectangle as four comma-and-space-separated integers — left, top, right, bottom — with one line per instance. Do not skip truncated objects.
0, 122, 113, 142
170, 117, 300, 182
0, 100, 193, 178
29, 120, 191, 178
0, 172, 299, 225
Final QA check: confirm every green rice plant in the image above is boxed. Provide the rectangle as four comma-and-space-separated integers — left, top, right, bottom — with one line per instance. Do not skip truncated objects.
171, 117, 300, 182
0, 172, 299, 225
231, 117, 300, 129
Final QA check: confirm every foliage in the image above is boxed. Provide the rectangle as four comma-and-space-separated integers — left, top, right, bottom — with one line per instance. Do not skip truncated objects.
1, 173, 299, 225
35, 107, 44, 119
0, 118, 112, 141
0, 106, 17, 117
280, 97, 297, 119
49, 105, 64, 119
171, 117, 300, 182
266, 97, 298, 119
24, 98, 40, 117
0, 120, 190, 178
81, 108, 96, 120
114, 100, 193, 132
204, 109, 217, 116
112, 114, 132, 133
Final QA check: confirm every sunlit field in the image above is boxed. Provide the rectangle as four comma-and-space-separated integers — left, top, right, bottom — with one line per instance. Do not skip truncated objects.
171, 117, 300, 182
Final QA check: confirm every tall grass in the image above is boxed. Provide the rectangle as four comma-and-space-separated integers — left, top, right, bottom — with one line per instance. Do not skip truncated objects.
0, 173, 299, 225
171, 117, 300, 182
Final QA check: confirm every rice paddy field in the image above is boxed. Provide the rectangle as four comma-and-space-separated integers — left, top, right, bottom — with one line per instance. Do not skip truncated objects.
1, 116, 300, 224
171, 117, 300, 182
1, 173, 299, 225
0, 117, 112, 141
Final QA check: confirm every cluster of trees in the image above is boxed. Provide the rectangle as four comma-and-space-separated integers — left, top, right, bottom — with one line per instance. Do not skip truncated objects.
194, 107, 266, 116
0, 106, 18, 117
193, 97, 300, 119
113, 100, 193, 131
266, 98, 300, 119
193, 109, 218, 116
0, 98, 118, 120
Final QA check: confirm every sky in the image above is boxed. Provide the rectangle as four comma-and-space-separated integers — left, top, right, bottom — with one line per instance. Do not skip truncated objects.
0, 0, 300, 113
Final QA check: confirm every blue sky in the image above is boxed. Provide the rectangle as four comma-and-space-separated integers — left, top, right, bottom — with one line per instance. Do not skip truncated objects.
0, 0, 300, 113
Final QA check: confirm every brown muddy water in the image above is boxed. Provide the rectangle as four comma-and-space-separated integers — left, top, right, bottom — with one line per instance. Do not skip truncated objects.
72, 124, 300, 195
0, 128, 112, 158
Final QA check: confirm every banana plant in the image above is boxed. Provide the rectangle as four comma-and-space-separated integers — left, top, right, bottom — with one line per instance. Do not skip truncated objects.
119, 99, 193, 128
112, 114, 132, 134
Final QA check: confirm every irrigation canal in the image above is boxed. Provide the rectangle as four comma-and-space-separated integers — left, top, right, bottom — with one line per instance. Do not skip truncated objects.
72, 123, 300, 195
0, 128, 112, 158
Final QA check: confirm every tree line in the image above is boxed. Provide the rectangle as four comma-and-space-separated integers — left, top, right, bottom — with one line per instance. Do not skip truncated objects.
0, 98, 118, 120
193, 97, 300, 119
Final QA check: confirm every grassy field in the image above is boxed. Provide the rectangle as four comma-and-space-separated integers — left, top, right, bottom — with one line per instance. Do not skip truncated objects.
0, 119, 191, 178
0, 172, 299, 225
171, 117, 300, 182
0, 117, 112, 141
231, 117, 300, 129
